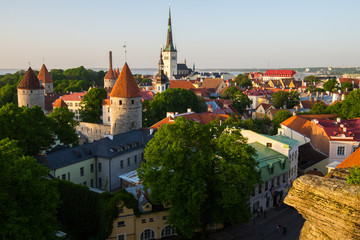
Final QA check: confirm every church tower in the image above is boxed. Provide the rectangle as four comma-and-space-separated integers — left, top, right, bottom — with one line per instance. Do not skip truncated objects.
104, 51, 116, 90
153, 48, 170, 93
162, 7, 177, 79
17, 67, 45, 110
110, 63, 142, 135
38, 64, 53, 94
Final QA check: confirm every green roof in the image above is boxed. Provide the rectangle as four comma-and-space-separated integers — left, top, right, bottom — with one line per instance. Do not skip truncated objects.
250, 142, 290, 182
262, 134, 299, 148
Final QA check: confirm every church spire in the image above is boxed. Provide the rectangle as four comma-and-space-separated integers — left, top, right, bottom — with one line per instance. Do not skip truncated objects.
165, 6, 176, 52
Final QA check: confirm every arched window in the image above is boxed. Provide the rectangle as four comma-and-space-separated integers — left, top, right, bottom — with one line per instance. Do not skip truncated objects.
161, 225, 175, 238
140, 229, 155, 240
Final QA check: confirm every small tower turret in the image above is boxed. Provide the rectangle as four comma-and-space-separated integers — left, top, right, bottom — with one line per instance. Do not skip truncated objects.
104, 51, 116, 89
153, 48, 170, 93
38, 64, 53, 94
110, 63, 142, 135
17, 67, 45, 110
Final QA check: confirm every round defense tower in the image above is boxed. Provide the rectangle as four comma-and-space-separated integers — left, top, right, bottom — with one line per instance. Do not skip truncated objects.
17, 67, 45, 110
104, 51, 117, 89
110, 63, 142, 135
38, 64, 53, 94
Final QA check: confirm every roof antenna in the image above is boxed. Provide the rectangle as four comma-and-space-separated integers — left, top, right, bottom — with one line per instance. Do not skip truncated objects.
123, 42, 127, 63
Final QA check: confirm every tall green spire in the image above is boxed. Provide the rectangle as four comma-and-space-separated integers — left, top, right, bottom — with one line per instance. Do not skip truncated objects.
165, 6, 176, 52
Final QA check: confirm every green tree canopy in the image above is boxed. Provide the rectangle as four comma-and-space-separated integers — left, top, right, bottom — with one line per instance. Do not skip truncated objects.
304, 75, 319, 85
311, 102, 327, 114
234, 73, 251, 88
79, 88, 107, 123
340, 89, 360, 119
323, 79, 338, 92
341, 81, 353, 92
49, 107, 79, 145
272, 110, 292, 130
232, 92, 252, 114
220, 86, 241, 99
138, 117, 260, 238
347, 166, 360, 185
223, 115, 272, 135
287, 91, 300, 109
272, 91, 289, 109
0, 138, 59, 239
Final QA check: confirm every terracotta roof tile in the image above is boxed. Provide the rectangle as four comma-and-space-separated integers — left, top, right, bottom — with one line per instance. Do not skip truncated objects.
300, 100, 326, 109
110, 63, 141, 98
264, 70, 296, 77
316, 119, 360, 141
17, 67, 44, 90
38, 64, 53, 83
150, 116, 174, 130
201, 78, 223, 89
140, 90, 155, 101
53, 98, 68, 108
336, 147, 360, 168
61, 92, 86, 101
170, 80, 195, 90
281, 115, 312, 137
104, 68, 116, 79
102, 98, 110, 106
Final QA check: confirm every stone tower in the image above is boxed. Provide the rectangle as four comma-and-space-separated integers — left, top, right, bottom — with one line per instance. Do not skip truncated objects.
110, 63, 142, 135
104, 51, 116, 89
38, 64, 53, 94
153, 48, 170, 93
17, 67, 45, 110
162, 6, 177, 79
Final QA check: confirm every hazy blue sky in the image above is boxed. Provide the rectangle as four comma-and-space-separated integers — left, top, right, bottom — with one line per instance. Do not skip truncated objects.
1, 0, 359, 69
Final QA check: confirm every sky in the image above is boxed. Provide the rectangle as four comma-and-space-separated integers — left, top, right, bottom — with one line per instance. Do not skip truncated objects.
1, 0, 360, 70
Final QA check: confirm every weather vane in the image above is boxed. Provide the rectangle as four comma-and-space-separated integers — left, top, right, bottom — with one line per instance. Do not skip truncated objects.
123, 42, 127, 63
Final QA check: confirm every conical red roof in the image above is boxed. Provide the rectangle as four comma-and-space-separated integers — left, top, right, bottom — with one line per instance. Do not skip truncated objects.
110, 63, 141, 98
38, 64, 53, 83
17, 67, 44, 89
104, 68, 116, 79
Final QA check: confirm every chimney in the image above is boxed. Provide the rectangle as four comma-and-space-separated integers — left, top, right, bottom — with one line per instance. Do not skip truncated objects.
109, 51, 113, 70
314, 97, 317, 102
309, 93, 312, 101
343, 127, 347, 133
208, 104, 213, 112
321, 92, 324, 99
337, 117, 341, 123
187, 108, 192, 113
293, 111, 296, 116
166, 112, 174, 118
341, 94, 345, 101
338, 89, 342, 94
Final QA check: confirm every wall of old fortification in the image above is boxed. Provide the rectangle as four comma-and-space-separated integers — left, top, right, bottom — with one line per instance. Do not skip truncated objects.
17, 89, 45, 110
110, 97, 142, 135
77, 122, 111, 142
104, 79, 117, 89
43, 82, 53, 94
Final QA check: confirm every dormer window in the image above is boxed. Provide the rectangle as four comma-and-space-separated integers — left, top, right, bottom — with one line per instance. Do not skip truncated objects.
266, 143, 272, 148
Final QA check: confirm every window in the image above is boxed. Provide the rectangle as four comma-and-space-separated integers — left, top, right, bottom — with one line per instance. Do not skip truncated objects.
271, 179, 274, 187
134, 155, 137, 164
140, 229, 155, 240
62, 174, 66, 180
269, 166, 274, 174
68, 172, 70, 181
149, 218, 154, 222
98, 178, 102, 188
145, 204, 150, 209
117, 234, 126, 240
277, 176, 280, 186
80, 167, 84, 176
283, 174, 286, 183
98, 163, 102, 172
108, 108, 110, 113
337, 146, 345, 156
266, 143, 272, 148
90, 164, 94, 173
131, 100, 134, 104
265, 181, 268, 191
162, 216, 168, 220
83, 181, 87, 186
90, 179, 94, 188
141, 219, 147, 223
352, 146, 358, 153
108, 116, 110, 121
127, 158, 130, 166
161, 226, 175, 238
258, 184, 262, 194
119, 100, 122, 105
117, 221, 125, 227
120, 160, 124, 169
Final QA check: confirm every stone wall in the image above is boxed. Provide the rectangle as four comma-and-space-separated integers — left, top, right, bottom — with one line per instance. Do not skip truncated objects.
43, 82, 53, 94
77, 122, 111, 143
284, 169, 360, 240
110, 97, 142, 135
17, 89, 45, 110
104, 78, 116, 89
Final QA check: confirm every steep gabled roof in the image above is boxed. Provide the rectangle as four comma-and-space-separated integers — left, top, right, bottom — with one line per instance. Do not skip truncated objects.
53, 98, 68, 108
104, 68, 116, 80
281, 115, 312, 138
336, 147, 360, 168
17, 67, 44, 90
110, 63, 141, 98
201, 78, 223, 90
38, 64, 53, 83
170, 80, 195, 90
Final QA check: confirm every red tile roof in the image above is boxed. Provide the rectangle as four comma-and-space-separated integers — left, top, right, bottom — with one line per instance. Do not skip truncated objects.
104, 68, 116, 79
336, 147, 360, 168
61, 92, 86, 101
53, 98, 68, 108
281, 115, 312, 137
201, 78, 223, 90
338, 78, 360, 88
141, 90, 155, 101
316, 119, 360, 141
38, 64, 53, 83
17, 67, 44, 90
102, 98, 110, 106
300, 100, 326, 109
264, 70, 296, 77
110, 63, 141, 98
170, 80, 195, 90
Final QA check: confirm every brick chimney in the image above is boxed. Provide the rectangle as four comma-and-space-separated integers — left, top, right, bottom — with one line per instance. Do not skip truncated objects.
109, 51, 113, 70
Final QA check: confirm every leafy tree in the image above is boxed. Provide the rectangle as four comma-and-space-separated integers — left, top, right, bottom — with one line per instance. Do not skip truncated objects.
232, 92, 252, 114
287, 91, 300, 109
221, 86, 241, 99
304, 75, 319, 85
223, 115, 272, 135
138, 118, 260, 238
311, 102, 327, 114
341, 81, 353, 92
234, 73, 251, 88
0, 83, 17, 107
142, 100, 156, 128
0, 138, 59, 239
347, 166, 360, 185
272, 110, 292, 130
272, 91, 289, 109
79, 88, 107, 123
323, 79, 338, 92
0, 103, 54, 155
340, 89, 360, 119
49, 107, 79, 145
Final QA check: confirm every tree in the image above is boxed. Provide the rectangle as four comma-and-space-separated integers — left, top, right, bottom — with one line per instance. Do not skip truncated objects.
287, 91, 300, 109
79, 88, 107, 123
340, 89, 360, 119
142, 100, 156, 128
0, 83, 17, 107
221, 86, 241, 99
49, 107, 79, 145
304, 75, 319, 85
323, 79, 338, 92
272, 110, 292, 130
232, 92, 252, 114
341, 81, 353, 92
138, 118, 260, 238
223, 115, 272, 135
347, 166, 360, 185
272, 91, 289, 109
0, 138, 59, 239
311, 102, 327, 114
234, 73, 251, 88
